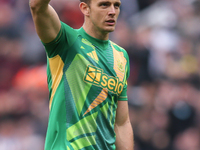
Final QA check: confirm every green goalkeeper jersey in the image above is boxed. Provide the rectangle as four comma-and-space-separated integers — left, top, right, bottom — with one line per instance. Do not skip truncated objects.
43, 22, 130, 150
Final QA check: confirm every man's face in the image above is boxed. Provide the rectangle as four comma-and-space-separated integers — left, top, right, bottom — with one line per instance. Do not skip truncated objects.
88, 0, 121, 33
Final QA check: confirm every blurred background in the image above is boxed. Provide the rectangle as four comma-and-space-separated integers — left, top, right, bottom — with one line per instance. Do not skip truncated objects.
0, 0, 200, 149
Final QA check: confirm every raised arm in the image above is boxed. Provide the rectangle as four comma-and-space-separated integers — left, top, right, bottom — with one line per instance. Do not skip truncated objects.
29, 0, 61, 43
115, 101, 134, 150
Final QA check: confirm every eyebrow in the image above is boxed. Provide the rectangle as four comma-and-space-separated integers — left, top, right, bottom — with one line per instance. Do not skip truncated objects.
98, 0, 121, 6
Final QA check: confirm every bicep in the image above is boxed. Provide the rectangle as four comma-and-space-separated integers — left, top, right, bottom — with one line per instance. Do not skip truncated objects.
30, 4, 61, 43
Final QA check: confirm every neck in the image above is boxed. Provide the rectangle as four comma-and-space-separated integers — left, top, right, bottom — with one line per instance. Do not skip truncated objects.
82, 22, 109, 41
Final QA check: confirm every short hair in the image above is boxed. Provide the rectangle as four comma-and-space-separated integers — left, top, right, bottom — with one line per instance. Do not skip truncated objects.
80, 0, 91, 5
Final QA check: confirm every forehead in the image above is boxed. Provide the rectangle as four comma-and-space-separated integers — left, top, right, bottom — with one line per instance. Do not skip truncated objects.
91, 0, 121, 4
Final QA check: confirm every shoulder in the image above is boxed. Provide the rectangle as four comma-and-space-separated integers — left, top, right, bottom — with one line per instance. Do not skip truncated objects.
58, 21, 81, 47
110, 41, 129, 57
60, 21, 78, 35
110, 41, 127, 53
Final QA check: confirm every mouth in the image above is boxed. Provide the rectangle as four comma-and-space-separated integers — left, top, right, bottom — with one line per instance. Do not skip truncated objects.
105, 19, 115, 26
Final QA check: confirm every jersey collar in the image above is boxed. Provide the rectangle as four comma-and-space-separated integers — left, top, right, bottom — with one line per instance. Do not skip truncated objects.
78, 27, 110, 50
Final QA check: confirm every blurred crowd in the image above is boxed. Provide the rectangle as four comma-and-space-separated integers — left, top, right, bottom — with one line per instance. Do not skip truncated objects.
0, 0, 200, 150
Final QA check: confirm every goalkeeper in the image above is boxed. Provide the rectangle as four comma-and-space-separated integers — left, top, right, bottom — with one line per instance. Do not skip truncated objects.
29, 0, 134, 149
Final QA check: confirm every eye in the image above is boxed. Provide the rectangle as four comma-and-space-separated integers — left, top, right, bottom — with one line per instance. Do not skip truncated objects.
114, 3, 121, 9
99, 2, 110, 8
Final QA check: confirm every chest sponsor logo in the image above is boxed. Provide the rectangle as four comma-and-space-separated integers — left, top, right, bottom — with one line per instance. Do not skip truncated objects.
83, 65, 124, 95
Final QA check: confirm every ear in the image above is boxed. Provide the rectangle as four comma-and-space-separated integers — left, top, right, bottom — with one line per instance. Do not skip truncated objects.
79, 2, 90, 16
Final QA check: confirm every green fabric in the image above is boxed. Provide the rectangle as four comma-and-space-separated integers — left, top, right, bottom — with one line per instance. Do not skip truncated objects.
42, 21, 130, 150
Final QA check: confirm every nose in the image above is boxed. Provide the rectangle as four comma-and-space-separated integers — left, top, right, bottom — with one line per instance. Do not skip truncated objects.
108, 5, 116, 16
